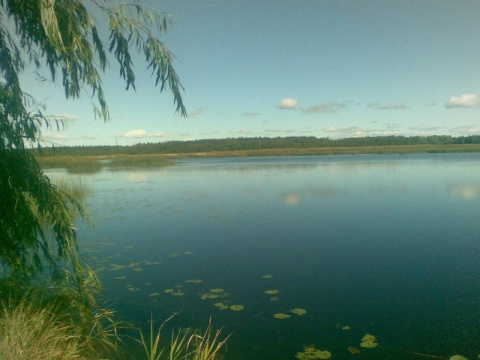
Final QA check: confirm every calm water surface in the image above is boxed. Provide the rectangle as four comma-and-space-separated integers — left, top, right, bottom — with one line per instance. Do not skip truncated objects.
49, 154, 480, 359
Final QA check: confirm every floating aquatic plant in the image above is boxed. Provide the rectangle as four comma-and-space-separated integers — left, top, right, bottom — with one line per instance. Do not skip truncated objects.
290, 308, 307, 315
110, 264, 126, 271
200, 289, 229, 300
361, 334, 375, 342
347, 346, 360, 354
342, 325, 350, 330
209, 289, 225, 293
200, 293, 219, 300
261, 274, 273, 279
360, 334, 378, 348
229, 305, 244, 311
164, 289, 174, 293
213, 303, 229, 310
295, 345, 331, 359
273, 313, 290, 319
264, 289, 279, 295
148, 292, 160, 297
185, 279, 202, 284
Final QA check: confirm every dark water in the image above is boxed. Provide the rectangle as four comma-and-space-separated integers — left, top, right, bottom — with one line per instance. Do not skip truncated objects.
49, 154, 480, 359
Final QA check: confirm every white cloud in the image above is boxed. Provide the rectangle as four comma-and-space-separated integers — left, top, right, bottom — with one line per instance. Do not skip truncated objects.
187, 107, 205, 117
122, 129, 148, 138
445, 94, 480, 108
323, 125, 403, 138
409, 126, 446, 132
118, 129, 168, 138
54, 113, 77, 121
324, 126, 338, 133
264, 128, 297, 134
303, 102, 346, 114
367, 102, 406, 110
278, 98, 299, 109
449, 125, 480, 135
236, 129, 253, 135
41, 133, 73, 141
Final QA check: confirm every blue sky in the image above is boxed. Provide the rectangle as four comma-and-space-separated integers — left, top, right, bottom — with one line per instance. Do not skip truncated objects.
28, 0, 480, 146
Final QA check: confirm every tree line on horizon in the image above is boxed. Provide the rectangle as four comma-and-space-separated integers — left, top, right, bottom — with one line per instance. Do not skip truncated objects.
35, 134, 480, 157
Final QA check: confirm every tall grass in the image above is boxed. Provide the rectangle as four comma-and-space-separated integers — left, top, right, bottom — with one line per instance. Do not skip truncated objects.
108, 155, 172, 169
0, 280, 123, 359
37, 156, 103, 174
137, 315, 230, 360
37, 155, 172, 172
0, 296, 86, 360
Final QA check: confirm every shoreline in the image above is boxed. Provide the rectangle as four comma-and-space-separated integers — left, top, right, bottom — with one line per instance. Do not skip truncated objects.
36, 143, 480, 162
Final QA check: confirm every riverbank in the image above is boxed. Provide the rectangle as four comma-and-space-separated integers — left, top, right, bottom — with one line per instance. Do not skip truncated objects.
37, 144, 480, 171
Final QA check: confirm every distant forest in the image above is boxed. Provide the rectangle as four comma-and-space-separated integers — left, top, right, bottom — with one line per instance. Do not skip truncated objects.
35, 135, 480, 157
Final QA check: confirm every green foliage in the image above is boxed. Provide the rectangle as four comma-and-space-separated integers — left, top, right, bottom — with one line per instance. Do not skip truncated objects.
0, 0, 185, 283
33, 135, 480, 158
0, 286, 122, 360
109, 156, 172, 169
0, 297, 86, 360
137, 315, 230, 360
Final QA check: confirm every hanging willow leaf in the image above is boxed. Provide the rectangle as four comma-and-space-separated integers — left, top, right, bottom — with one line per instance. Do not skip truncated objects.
0, 0, 186, 301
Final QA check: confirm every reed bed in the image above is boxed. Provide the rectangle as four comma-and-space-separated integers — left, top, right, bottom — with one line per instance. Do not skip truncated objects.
108, 155, 172, 169
37, 156, 103, 174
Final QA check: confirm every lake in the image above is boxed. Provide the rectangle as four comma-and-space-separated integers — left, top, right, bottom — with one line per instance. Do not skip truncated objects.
47, 153, 480, 359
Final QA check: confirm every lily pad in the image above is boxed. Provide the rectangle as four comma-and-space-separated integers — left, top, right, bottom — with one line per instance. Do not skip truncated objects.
170, 291, 185, 297
148, 292, 160, 297
295, 346, 331, 360
200, 293, 219, 300
110, 264, 126, 271
347, 347, 361, 354
115, 276, 126, 280
361, 334, 376, 342
209, 288, 225, 293
315, 350, 332, 359
185, 279, 202, 284
164, 289, 174, 293
290, 308, 307, 315
229, 304, 244, 311
264, 289, 279, 295
261, 274, 273, 279
360, 340, 378, 349
213, 302, 229, 310
273, 313, 291, 319
342, 325, 350, 330
360, 334, 378, 348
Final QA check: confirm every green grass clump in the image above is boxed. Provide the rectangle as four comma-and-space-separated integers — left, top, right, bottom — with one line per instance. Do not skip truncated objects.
0, 297, 86, 360
37, 156, 103, 174
137, 315, 230, 360
109, 156, 172, 169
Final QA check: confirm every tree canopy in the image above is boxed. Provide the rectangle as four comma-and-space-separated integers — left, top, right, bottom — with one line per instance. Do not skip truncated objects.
0, 0, 185, 285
